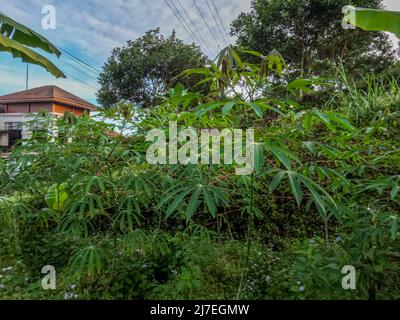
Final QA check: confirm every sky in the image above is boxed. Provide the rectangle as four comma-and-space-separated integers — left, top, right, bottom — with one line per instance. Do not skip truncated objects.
0, 0, 399, 106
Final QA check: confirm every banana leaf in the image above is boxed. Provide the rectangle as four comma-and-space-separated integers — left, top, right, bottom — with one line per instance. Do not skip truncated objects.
343, 5, 400, 39
0, 11, 61, 56
0, 33, 66, 78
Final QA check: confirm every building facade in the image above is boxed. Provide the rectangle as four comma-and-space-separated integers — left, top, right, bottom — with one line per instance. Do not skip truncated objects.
0, 85, 97, 151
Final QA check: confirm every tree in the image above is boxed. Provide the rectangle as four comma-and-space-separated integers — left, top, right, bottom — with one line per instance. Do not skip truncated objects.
0, 11, 65, 78
231, 0, 397, 79
97, 29, 209, 108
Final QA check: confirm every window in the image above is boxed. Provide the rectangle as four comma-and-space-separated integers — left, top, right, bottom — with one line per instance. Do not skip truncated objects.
5, 122, 23, 130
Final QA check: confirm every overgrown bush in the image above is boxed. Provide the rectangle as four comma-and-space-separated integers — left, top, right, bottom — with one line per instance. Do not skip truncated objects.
0, 48, 399, 300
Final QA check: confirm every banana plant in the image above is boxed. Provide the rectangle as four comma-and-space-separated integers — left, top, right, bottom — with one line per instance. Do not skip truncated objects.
343, 5, 400, 39
0, 11, 65, 78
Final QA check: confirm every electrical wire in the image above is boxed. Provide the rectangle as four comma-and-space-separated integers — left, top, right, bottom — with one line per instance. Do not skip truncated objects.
191, 0, 223, 50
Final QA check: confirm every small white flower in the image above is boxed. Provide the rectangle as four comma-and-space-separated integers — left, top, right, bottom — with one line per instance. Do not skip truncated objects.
0, 284, 5, 289
299, 286, 305, 292
70, 284, 77, 289
265, 275, 271, 283
64, 292, 74, 300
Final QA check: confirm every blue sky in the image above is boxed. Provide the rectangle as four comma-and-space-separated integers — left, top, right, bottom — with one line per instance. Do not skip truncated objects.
0, 0, 399, 106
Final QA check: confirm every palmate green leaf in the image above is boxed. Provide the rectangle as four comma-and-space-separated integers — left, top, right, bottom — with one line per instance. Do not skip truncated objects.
70, 245, 104, 279
288, 172, 303, 207
186, 186, 202, 220
242, 49, 264, 58
160, 178, 228, 220
390, 216, 398, 240
0, 12, 61, 55
326, 113, 357, 132
113, 196, 143, 232
296, 173, 337, 215
203, 187, 217, 217
287, 79, 320, 94
229, 46, 243, 66
45, 183, 69, 212
165, 187, 196, 218
179, 67, 211, 78
265, 143, 299, 170
222, 101, 236, 115
0, 33, 65, 78
247, 102, 264, 118
265, 49, 286, 76
299, 177, 327, 214
269, 171, 285, 193
276, 171, 336, 215
216, 45, 242, 70
302, 111, 357, 132
390, 186, 399, 200
303, 141, 317, 154
255, 101, 283, 115
343, 6, 400, 39
196, 102, 223, 117
254, 143, 265, 174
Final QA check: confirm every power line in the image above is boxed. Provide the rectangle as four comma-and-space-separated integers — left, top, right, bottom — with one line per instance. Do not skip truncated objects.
60, 57, 99, 83
164, 0, 210, 56
164, 0, 199, 47
210, 0, 231, 45
63, 71, 99, 91
165, 0, 203, 49
191, 0, 223, 50
175, 0, 211, 55
57, 46, 101, 75
205, 0, 229, 47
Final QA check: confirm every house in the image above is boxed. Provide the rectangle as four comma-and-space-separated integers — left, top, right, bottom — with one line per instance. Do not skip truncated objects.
0, 85, 97, 150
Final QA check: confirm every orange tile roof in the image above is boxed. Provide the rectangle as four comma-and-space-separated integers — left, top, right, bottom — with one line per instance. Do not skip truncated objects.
0, 85, 97, 111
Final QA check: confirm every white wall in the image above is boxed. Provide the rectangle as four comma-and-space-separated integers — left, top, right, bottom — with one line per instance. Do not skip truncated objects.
0, 113, 34, 140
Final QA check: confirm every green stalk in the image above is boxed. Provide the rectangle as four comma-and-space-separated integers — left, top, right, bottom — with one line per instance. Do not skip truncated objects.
236, 173, 254, 300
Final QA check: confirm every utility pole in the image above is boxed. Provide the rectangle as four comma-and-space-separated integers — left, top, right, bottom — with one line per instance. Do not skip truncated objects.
26, 63, 29, 90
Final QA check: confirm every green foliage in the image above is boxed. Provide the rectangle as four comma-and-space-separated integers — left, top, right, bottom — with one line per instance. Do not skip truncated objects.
97, 28, 209, 108
45, 183, 69, 212
343, 6, 400, 38
231, 0, 396, 78
0, 11, 65, 78
0, 44, 399, 300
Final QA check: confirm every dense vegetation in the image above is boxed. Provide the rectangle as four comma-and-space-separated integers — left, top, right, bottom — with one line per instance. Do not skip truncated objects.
97, 29, 209, 108
231, 0, 396, 78
0, 1, 399, 300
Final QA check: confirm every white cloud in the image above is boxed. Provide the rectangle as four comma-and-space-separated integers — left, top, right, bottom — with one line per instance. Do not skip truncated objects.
1, 0, 398, 105
0, 0, 252, 104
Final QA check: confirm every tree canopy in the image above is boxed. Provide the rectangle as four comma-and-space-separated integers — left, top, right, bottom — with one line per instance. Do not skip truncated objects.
97, 29, 209, 108
231, 0, 396, 78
